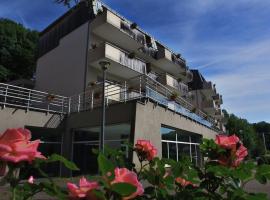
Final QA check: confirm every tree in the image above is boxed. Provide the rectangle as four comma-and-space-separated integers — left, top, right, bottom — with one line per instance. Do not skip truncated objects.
0, 18, 39, 82
223, 110, 265, 157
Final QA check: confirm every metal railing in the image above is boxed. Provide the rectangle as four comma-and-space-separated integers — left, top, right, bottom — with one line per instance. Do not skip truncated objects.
0, 76, 216, 129
0, 83, 69, 114
68, 75, 216, 128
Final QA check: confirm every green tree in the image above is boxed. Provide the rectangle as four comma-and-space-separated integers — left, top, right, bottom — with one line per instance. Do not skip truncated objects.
223, 110, 265, 157
0, 18, 39, 82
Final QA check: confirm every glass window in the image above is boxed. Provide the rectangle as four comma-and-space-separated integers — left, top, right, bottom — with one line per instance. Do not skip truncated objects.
161, 126, 202, 166
73, 123, 131, 176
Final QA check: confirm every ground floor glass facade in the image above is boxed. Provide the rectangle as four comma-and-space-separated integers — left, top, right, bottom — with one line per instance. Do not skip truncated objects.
72, 123, 131, 176
161, 126, 202, 166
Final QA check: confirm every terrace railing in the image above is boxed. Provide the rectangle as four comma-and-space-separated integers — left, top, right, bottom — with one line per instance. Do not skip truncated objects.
0, 83, 69, 114
68, 75, 216, 129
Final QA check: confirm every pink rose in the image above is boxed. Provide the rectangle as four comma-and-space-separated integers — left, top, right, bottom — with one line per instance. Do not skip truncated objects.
135, 140, 157, 161
233, 144, 248, 167
0, 128, 46, 163
215, 134, 248, 167
111, 168, 144, 200
175, 177, 197, 188
67, 177, 99, 199
28, 176, 34, 184
215, 134, 239, 149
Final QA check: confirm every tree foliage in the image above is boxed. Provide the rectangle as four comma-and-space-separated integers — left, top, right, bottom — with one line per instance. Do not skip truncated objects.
0, 18, 39, 82
223, 110, 265, 157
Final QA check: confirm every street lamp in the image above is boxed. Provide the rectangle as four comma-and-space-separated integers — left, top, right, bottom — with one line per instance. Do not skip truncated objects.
99, 61, 111, 153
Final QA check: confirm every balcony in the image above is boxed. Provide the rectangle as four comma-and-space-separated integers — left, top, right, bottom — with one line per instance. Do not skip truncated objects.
158, 74, 189, 97
202, 100, 217, 115
153, 45, 186, 76
214, 108, 223, 119
178, 70, 193, 83
201, 81, 216, 97
89, 43, 146, 78
213, 94, 223, 105
91, 9, 145, 52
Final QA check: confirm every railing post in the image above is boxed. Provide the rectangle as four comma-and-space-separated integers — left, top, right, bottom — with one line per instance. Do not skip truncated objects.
124, 81, 127, 102
61, 97, 64, 113
139, 76, 142, 99
27, 90, 31, 111
77, 95, 81, 112
68, 97, 71, 114
91, 91, 94, 110
3, 85, 8, 108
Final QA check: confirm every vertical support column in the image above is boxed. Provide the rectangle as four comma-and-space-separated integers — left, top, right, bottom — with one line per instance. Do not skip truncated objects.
124, 81, 127, 102
3, 85, 8, 108
189, 136, 192, 162
91, 91, 94, 110
176, 134, 179, 162
27, 90, 31, 111
139, 76, 142, 99
99, 61, 110, 154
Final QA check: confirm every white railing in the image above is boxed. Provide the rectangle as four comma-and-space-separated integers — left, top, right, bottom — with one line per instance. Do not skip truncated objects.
0, 76, 216, 129
68, 75, 216, 128
0, 83, 69, 114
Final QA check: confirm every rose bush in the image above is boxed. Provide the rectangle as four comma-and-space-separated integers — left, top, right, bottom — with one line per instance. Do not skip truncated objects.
1, 129, 270, 200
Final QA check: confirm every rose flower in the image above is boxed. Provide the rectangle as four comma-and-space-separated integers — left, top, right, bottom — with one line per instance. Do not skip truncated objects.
67, 177, 99, 199
215, 134, 248, 167
111, 168, 144, 200
135, 140, 157, 161
0, 128, 45, 163
175, 177, 197, 188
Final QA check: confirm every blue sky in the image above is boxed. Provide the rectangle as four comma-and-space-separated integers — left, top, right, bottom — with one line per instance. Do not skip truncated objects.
1, 0, 270, 123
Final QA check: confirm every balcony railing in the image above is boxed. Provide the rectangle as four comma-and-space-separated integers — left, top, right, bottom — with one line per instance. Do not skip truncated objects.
68, 75, 217, 129
0, 83, 69, 113
89, 43, 146, 75
120, 21, 145, 45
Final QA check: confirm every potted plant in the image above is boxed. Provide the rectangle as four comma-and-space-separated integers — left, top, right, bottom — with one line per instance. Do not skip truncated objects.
177, 77, 182, 83
46, 94, 55, 102
176, 53, 181, 59
94, 92, 102, 99
146, 63, 152, 73
130, 22, 137, 29
88, 81, 97, 87
91, 43, 97, 49
169, 91, 179, 101
191, 107, 197, 113
128, 52, 135, 59
127, 86, 134, 92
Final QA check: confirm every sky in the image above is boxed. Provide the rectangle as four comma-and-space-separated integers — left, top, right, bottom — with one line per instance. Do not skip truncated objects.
1, 0, 269, 123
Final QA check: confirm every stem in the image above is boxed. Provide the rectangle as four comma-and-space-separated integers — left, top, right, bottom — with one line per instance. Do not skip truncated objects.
12, 186, 16, 200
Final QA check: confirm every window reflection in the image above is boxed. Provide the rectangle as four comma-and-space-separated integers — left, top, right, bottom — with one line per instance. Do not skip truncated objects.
161, 126, 202, 166
73, 123, 131, 175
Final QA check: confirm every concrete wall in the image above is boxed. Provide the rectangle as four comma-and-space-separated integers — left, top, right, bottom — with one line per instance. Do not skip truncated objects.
35, 22, 89, 96
133, 100, 219, 158
0, 107, 52, 133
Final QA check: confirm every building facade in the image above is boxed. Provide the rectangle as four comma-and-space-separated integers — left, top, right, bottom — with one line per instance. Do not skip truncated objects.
0, 1, 225, 176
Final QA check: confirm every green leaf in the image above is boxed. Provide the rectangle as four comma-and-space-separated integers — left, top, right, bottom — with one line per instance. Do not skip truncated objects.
47, 154, 79, 171
97, 153, 115, 176
111, 183, 136, 197
256, 165, 270, 179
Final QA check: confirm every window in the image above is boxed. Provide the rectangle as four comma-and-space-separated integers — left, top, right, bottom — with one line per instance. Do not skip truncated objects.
161, 126, 202, 166
72, 123, 131, 175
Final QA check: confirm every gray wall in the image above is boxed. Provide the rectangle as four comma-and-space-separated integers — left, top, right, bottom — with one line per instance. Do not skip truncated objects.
133, 100, 219, 160
35, 22, 89, 96
0, 107, 52, 133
